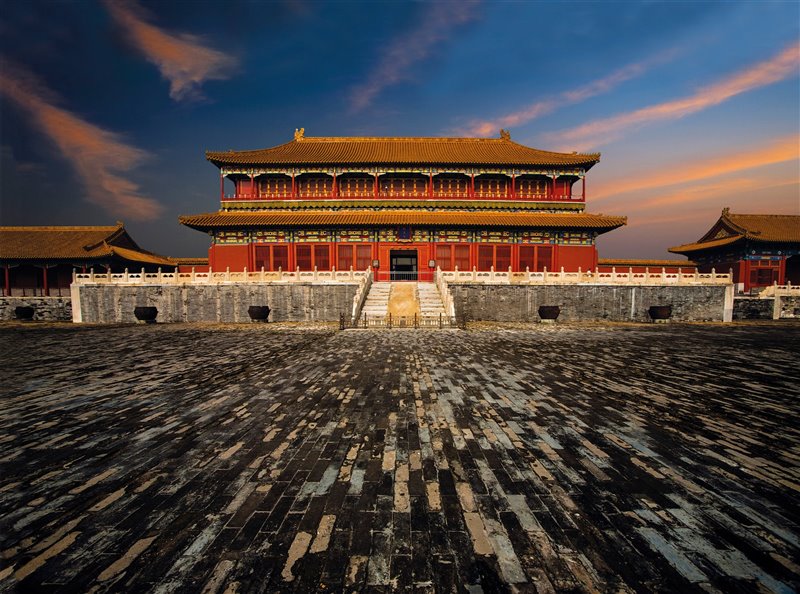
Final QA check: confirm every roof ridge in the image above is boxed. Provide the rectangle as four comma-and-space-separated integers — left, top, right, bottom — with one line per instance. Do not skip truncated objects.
727, 212, 800, 218
0, 225, 122, 231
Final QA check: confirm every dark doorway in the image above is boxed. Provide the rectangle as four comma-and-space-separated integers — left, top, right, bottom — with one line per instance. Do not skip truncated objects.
786, 254, 800, 285
390, 250, 418, 281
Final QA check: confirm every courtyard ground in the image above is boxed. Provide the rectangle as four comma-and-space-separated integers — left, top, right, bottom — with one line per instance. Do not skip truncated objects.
0, 321, 798, 593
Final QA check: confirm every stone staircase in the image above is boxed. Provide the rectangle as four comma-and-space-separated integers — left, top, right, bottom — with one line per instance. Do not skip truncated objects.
416, 283, 447, 317
360, 282, 392, 317
358, 282, 447, 320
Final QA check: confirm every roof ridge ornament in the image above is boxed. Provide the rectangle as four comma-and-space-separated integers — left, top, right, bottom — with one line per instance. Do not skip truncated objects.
294, 128, 305, 141
499, 129, 511, 141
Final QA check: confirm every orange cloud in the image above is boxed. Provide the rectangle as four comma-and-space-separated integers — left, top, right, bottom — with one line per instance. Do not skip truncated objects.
105, 0, 237, 101
593, 134, 800, 202
350, 2, 478, 112
464, 51, 677, 137
0, 63, 162, 221
546, 42, 800, 150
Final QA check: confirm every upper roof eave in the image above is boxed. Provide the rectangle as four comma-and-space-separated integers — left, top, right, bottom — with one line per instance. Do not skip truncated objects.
205, 135, 600, 170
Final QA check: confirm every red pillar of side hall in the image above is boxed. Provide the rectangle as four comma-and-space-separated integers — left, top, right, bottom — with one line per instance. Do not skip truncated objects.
180, 129, 627, 281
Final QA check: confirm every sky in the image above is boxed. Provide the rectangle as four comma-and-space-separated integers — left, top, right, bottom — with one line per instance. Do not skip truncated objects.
1, 0, 798, 259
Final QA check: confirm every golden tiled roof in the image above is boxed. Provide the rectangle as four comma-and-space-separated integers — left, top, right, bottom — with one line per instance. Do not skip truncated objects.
0, 224, 173, 265
669, 210, 800, 254
206, 133, 600, 169
723, 212, 800, 242
598, 258, 698, 267
180, 210, 626, 231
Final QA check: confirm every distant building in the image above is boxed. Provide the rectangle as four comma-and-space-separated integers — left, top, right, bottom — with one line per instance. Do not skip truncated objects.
180, 129, 626, 280
597, 259, 697, 274
669, 209, 800, 292
0, 223, 174, 296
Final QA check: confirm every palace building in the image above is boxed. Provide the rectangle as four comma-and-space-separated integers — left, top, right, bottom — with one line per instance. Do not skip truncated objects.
669, 209, 800, 293
0, 223, 174, 296
180, 129, 627, 281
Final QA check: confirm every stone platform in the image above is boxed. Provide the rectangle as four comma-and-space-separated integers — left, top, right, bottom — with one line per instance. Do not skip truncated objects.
0, 322, 798, 593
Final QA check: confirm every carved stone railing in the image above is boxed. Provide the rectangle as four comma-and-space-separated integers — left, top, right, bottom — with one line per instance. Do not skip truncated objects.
434, 268, 456, 317
73, 267, 370, 285
350, 268, 373, 321
758, 282, 799, 298
437, 266, 732, 285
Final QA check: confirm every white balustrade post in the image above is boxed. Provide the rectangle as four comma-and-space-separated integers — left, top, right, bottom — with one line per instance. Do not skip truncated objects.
157, 267, 162, 281
350, 266, 354, 281
525, 266, 530, 282
628, 267, 632, 282
543, 266, 548, 281
277, 266, 282, 280
711, 267, 716, 281
472, 266, 477, 281
226, 267, 230, 281
490, 266, 495, 282
645, 267, 650, 282
313, 266, 318, 281
661, 267, 666, 282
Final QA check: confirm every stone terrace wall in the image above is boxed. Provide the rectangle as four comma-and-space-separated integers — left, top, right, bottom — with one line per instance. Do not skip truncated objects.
449, 284, 732, 322
733, 297, 775, 320
779, 296, 800, 318
0, 296, 72, 321
74, 284, 358, 323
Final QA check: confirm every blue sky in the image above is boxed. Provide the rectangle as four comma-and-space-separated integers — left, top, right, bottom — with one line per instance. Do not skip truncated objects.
1, 0, 798, 259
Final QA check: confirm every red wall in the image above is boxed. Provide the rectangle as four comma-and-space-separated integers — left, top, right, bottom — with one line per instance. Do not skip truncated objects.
210, 244, 251, 271
208, 242, 601, 275
554, 245, 596, 271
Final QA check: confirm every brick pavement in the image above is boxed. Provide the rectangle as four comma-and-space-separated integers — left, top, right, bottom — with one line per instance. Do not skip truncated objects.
0, 322, 798, 593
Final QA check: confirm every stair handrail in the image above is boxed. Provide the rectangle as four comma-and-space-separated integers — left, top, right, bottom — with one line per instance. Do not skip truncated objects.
351, 266, 373, 322
435, 267, 456, 317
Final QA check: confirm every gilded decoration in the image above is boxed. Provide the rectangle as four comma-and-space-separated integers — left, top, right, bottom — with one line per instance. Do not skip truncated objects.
478, 230, 514, 243
295, 229, 333, 242
435, 230, 471, 243
519, 231, 552, 244
412, 229, 431, 242
252, 230, 287, 242
378, 229, 398, 242
215, 230, 249, 244
339, 229, 372, 242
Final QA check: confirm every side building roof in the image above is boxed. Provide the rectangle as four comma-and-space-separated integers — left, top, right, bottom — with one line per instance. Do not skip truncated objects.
179, 210, 626, 233
206, 130, 600, 170
669, 209, 800, 254
0, 223, 174, 266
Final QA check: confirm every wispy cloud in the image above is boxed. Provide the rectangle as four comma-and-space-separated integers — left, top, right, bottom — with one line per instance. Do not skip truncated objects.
592, 134, 799, 203
0, 62, 162, 220
104, 0, 237, 101
464, 51, 676, 137
545, 42, 800, 151
350, 1, 478, 112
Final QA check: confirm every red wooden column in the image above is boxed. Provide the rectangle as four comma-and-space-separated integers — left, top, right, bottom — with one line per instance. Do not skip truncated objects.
470, 173, 475, 198
374, 173, 379, 199
250, 174, 255, 198
511, 174, 516, 199
582, 175, 586, 201
42, 265, 49, 297
428, 172, 433, 199
4, 265, 9, 296
291, 173, 296, 198
332, 172, 337, 198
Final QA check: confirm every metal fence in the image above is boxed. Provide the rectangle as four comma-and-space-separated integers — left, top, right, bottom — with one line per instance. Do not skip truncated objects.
340, 312, 467, 330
